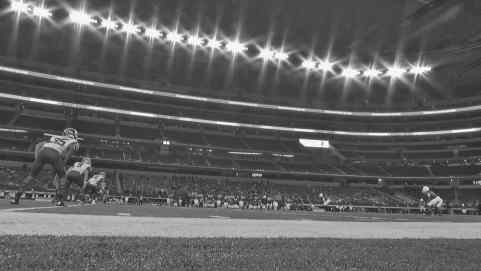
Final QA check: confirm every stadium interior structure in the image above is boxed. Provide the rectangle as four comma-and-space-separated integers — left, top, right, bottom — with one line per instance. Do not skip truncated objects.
0, 0, 481, 211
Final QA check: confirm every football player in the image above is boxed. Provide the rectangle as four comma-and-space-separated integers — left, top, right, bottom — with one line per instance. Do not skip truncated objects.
421, 186, 443, 215
83, 171, 107, 204
11, 128, 80, 206
62, 157, 93, 202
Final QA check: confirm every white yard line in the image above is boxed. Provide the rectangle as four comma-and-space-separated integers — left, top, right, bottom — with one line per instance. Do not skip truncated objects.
0, 211, 480, 239
0, 204, 82, 212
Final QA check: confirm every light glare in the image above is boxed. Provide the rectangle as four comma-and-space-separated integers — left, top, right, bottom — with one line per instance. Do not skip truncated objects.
166, 32, 183, 43
70, 11, 93, 25
145, 28, 161, 39
122, 23, 140, 34
10, 1, 29, 13
100, 18, 118, 30
207, 39, 222, 49
225, 41, 247, 53
363, 68, 381, 78
275, 51, 289, 61
386, 67, 406, 78
410, 65, 432, 75
32, 6, 52, 18
341, 68, 360, 78
259, 48, 275, 59
187, 35, 205, 46
318, 60, 334, 71
301, 60, 317, 70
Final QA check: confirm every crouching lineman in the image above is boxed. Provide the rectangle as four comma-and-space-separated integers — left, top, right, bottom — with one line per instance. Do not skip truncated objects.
11, 128, 80, 206
421, 186, 444, 215
62, 157, 93, 202
83, 171, 107, 204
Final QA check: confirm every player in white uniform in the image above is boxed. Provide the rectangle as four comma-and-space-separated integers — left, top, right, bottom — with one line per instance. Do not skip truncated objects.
421, 186, 443, 214
63, 157, 93, 201
11, 128, 80, 205
83, 172, 107, 203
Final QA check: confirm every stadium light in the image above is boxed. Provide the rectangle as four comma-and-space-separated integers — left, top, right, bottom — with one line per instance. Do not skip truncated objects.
341, 68, 360, 78
145, 27, 161, 39
409, 65, 432, 75
166, 31, 183, 43
207, 38, 222, 49
122, 22, 140, 34
318, 60, 334, 71
187, 35, 206, 46
100, 18, 119, 30
69, 10, 94, 25
301, 60, 317, 70
363, 68, 381, 78
225, 40, 247, 53
10, 1, 29, 13
259, 48, 276, 60
274, 51, 289, 61
32, 6, 52, 18
385, 67, 406, 78
299, 138, 330, 148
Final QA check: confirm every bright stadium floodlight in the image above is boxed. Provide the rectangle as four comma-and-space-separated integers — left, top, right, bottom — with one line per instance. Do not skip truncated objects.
32, 6, 52, 18
10, 1, 29, 13
207, 38, 222, 49
301, 60, 317, 70
145, 27, 161, 39
363, 68, 381, 78
259, 48, 275, 60
385, 66, 406, 78
318, 60, 334, 71
166, 31, 183, 43
299, 138, 330, 148
341, 67, 360, 78
69, 10, 93, 25
122, 22, 140, 34
274, 51, 289, 61
409, 65, 432, 75
100, 18, 118, 30
187, 35, 206, 46
225, 40, 247, 53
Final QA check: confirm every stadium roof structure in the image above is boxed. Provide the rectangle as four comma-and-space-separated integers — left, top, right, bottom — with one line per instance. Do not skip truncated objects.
0, 0, 480, 111
2, 64, 481, 118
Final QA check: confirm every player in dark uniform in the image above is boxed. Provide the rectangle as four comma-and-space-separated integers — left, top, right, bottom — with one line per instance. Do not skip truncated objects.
11, 128, 80, 206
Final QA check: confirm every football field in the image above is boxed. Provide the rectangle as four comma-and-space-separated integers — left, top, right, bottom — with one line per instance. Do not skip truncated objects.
1, 200, 481, 270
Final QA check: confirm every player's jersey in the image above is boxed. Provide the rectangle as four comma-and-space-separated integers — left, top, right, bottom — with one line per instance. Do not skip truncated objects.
88, 174, 105, 186
43, 135, 79, 155
425, 191, 440, 200
68, 162, 91, 176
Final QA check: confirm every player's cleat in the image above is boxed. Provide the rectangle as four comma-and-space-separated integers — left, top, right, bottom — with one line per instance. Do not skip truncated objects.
55, 201, 65, 207
10, 199, 19, 205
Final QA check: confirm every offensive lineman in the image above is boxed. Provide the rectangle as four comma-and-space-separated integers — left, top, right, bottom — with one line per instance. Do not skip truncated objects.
421, 186, 444, 215
11, 128, 80, 206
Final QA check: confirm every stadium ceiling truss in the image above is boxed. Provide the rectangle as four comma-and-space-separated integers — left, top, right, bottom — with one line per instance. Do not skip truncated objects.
0, 65, 478, 118
3, 1, 432, 81
1, 92, 481, 137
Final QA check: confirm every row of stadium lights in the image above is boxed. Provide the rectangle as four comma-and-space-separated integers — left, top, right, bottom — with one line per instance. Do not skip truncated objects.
9, 0, 432, 78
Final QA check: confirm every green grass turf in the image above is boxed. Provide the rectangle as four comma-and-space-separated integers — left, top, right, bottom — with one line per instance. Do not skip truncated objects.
0, 237, 480, 270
